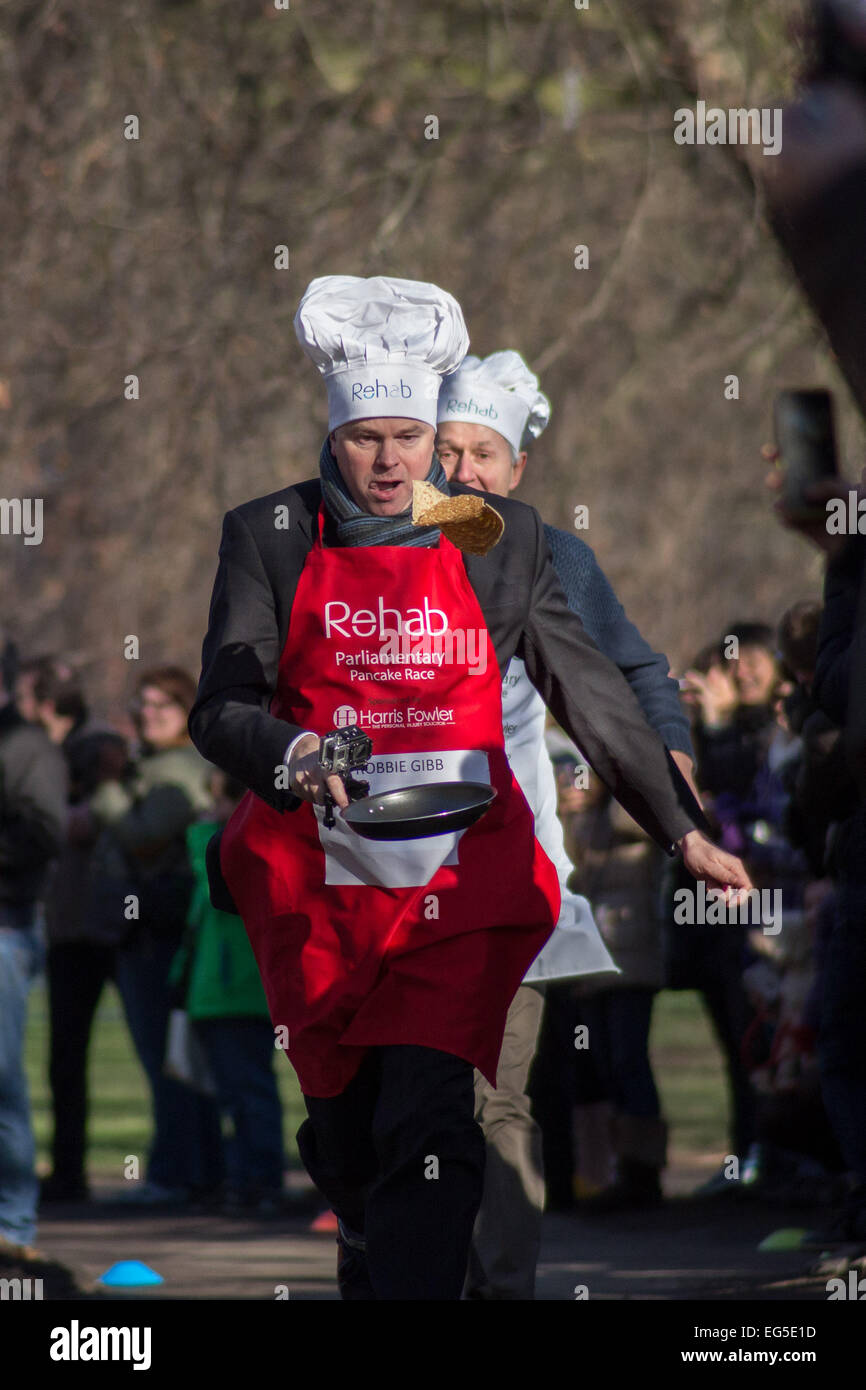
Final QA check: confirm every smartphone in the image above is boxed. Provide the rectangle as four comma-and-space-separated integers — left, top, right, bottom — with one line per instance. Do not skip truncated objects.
773, 389, 838, 521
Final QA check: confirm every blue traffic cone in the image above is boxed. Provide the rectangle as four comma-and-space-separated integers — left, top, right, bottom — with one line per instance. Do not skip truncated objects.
99, 1260, 164, 1287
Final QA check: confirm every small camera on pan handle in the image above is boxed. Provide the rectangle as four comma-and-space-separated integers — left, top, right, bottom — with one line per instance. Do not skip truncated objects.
318, 725, 373, 828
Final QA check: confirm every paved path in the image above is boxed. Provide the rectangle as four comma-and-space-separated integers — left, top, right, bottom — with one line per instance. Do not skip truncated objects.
33, 1182, 838, 1301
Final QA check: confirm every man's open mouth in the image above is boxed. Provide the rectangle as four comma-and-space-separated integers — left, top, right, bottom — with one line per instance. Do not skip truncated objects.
369, 480, 403, 496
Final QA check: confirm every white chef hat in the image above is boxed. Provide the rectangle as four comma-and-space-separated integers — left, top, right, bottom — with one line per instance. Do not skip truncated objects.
437, 350, 551, 454
294, 275, 469, 431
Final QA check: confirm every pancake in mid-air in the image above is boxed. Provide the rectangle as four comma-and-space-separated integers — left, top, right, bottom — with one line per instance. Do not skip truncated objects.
411, 480, 504, 556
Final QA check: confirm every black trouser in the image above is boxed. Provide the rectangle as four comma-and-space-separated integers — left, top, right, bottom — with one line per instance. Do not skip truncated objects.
578, 988, 661, 1118
297, 1044, 485, 1300
528, 984, 578, 1207
700, 973, 757, 1159
47, 941, 114, 1186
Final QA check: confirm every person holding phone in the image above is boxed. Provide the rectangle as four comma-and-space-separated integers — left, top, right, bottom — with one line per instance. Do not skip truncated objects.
760, 0, 866, 1247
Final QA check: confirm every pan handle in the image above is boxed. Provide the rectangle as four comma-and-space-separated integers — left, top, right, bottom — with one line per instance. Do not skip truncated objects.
323, 774, 369, 828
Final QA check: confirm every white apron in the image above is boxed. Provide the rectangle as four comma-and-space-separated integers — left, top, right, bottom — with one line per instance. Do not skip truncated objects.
501, 657, 618, 983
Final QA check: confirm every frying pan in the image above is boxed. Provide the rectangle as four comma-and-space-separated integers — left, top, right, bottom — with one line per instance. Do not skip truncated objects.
341, 781, 497, 841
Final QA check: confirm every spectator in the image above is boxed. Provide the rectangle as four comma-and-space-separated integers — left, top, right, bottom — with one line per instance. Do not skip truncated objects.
804, 533, 866, 1242
556, 748, 669, 1211
169, 770, 285, 1216
731, 613, 841, 1198
0, 638, 67, 1254
13, 655, 52, 726
779, 602, 858, 877
664, 640, 761, 1186
26, 656, 131, 1204
761, 0, 866, 1243
87, 666, 221, 1205
688, 623, 780, 802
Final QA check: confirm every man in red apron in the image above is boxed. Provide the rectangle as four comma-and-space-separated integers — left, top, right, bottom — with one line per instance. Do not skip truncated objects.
189, 275, 751, 1300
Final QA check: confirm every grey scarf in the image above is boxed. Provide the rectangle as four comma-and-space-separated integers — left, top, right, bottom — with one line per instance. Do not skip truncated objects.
319, 437, 447, 547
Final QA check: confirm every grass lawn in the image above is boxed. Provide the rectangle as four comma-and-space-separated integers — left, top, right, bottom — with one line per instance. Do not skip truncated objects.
651, 989, 731, 1162
24, 980, 307, 1183
24, 979, 730, 1181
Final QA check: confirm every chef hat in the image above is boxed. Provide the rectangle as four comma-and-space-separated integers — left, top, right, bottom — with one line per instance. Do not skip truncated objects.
437, 350, 551, 454
294, 275, 469, 430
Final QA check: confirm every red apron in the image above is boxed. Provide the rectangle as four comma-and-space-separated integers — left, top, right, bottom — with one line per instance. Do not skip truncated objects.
220, 508, 560, 1097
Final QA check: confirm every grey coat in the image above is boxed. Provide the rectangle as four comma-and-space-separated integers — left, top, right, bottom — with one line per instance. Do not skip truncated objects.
0, 702, 67, 908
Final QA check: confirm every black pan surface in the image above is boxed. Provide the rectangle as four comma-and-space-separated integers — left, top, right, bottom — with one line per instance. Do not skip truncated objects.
341, 781, 497, 840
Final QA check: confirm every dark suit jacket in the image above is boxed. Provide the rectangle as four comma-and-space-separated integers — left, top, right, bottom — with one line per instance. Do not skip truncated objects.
188, 479, 698, 852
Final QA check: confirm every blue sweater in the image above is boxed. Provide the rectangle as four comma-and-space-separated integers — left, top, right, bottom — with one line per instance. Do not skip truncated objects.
544, 525, 693, 759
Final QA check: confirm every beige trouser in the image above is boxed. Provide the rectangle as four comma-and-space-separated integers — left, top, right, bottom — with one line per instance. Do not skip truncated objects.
464, 984, 546, 1300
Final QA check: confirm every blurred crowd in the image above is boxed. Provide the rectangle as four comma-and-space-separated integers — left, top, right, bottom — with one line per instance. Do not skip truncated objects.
0, 653, 286, 1245
531, 606, 854, 1218
1, 578, 862, 1254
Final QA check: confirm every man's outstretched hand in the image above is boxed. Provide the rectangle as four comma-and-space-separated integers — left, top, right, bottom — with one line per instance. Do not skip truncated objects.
678, 830, 753, 901
290, 740, 754, 896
